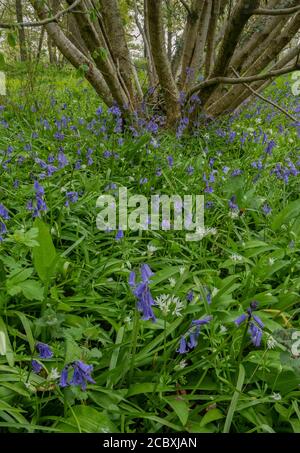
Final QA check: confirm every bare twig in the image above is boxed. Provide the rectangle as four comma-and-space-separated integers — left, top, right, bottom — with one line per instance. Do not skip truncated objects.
231, 67, 297, 122
253, 5, 300, 16
0, 0, 82, 29
187, 63, 300, 98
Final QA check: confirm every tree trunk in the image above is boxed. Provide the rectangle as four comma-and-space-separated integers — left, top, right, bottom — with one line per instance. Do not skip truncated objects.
146, 0, 180, 127
15, 0, 27, 62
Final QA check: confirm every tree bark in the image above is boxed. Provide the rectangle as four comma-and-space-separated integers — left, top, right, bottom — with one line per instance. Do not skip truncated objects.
99, 0, 137, 103
205, 0, 221, 78
146, 0, 180, 127
179, 0, 204, 89
15, 0, 27, 61
30, 0, 113, 106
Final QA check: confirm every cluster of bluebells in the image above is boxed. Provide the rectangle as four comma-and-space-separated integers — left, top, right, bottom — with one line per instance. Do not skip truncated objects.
177, 315, 212, 354
27, 181, 47, 218
31, 342, 53, 374
60, 360, 96, 391
0, 204, 9, 241
234, 301, 264, 347
270, 159, 299, 184
129, 264, 156, 322
65, 191, 79, 207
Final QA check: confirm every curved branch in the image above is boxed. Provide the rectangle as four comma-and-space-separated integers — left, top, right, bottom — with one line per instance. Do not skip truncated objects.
253, 5, 300, 15
230, 67, 297, 122
0, 0, 82, 29
178, 0, 192, 16
187, 63, 300, 99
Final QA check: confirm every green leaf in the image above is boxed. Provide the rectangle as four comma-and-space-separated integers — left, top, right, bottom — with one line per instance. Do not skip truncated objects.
0, 317, 14, 366
19, 280, 44, 301
272, 199, 300, 231
33, 219, 57, 283
56, 406, 118, 433
223, 364, 245, 433
200, 408, 224, 427
164, 396, 189, 426
14, 312, 35, 353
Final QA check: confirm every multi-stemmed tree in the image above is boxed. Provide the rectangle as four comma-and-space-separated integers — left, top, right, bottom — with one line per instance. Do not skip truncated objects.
1, 0, 300, 127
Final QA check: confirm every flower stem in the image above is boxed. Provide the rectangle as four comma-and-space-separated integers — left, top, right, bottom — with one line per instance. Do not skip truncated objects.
128, 309, 139, 385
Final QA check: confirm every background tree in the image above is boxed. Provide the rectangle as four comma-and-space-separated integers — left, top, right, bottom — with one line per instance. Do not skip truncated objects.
0, 0, 300, 128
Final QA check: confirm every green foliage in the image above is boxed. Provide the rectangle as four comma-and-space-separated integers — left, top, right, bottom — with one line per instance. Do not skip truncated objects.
0, 70, 299, 433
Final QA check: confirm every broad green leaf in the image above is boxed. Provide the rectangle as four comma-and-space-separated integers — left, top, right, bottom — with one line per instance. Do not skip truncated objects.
19, 280, 44, 301
164, 395, 189, 426
56, 406, 118, 433
272, 199, 300, 231
33, 219, 57, 283
200, 408, 224, 427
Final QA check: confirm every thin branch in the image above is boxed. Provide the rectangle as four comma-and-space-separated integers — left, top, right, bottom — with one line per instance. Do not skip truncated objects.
231, 67, 297, 122
178, 0, 192, 15
187, 63, 300, 98
0, 0, 82, 29
253, 5, 300, 15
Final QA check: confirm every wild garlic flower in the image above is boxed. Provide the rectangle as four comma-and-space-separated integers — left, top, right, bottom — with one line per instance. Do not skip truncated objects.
169, 277, 176, 287
155, 294, 184, 317
231, 253, 243, 262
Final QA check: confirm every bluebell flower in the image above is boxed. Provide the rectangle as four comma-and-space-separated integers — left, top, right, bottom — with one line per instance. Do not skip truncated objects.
186, 290, 194, 302
65, 191, 78, 207
234, 301, 264, 347
60, 361, 95, 391
36, 342, 53, 359
229, 195, 238, 210
108, 105, 121, 116
234, 313, 247, 326
0, 204, 9, 220
188, 327, 200, 349
177, 336, 189, 354
31, 360, 43, 374
115, 229, 124, 240
129, 264, 156, 322
58, 150, 68, 168
187, 165, 194, 175
129, 271, 136, 288
191, 315, 213, 326
60, 366, 69, 388
249, 323, 263, 347
231, 169, 242, 177
177, 315, 212, 354
265, 140, 276, 155
262, 204, 272, 215
167, 155, 174, 167
69, 361, 96, 390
